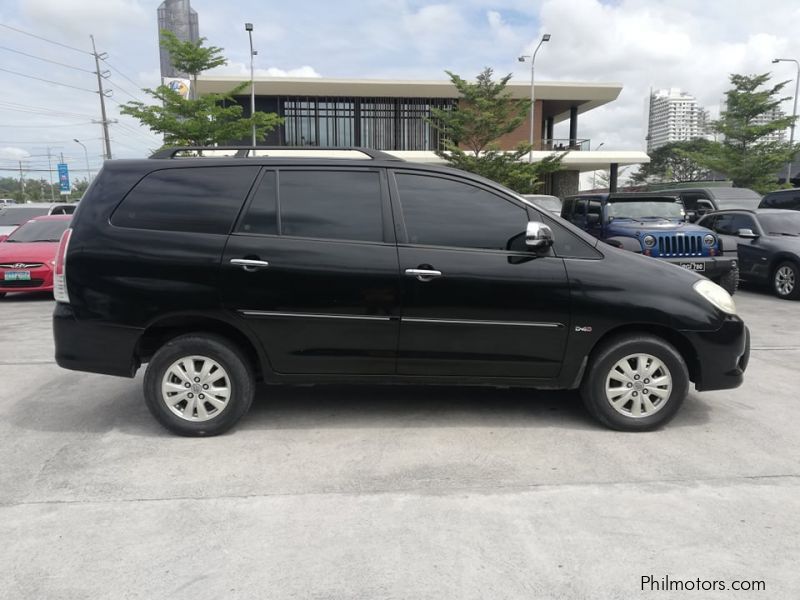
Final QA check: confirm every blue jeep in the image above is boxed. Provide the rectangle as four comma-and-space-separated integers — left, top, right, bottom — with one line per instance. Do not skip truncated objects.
562, 193, 739, 293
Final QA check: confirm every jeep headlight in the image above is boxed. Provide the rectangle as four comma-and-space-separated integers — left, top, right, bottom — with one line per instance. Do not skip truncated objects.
693, 279, 736, 314
703, 234, 716, 247
642, 234, 657, 248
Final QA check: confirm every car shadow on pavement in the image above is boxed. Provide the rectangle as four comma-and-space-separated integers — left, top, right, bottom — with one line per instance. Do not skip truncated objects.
7, 376, 712, 437
0, 291, 53, 302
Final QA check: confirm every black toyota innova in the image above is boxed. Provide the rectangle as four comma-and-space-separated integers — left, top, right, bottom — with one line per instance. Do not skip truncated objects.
52, 147, 750, 436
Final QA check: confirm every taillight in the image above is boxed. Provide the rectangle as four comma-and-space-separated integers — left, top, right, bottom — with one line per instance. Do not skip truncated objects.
53, 228, 72, 303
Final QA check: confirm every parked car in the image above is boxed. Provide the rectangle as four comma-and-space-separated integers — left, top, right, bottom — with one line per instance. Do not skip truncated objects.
0, 203, 77, 237
655, 186, 762, 222
0, 198, 14, 207
53, 147, 749, 436
0, 214, 73, 298
522, 194, 562, 217
562, 193, 739, 294
698, 209, 800, 300
758, 188, 800, 212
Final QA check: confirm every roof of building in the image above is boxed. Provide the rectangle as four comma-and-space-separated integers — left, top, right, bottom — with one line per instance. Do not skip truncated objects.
196, 76, 623, 123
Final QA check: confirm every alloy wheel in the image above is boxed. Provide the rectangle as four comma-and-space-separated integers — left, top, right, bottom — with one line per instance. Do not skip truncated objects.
161, 355, 231, 421
604, 353, 672, 418
774, 265, 795, 297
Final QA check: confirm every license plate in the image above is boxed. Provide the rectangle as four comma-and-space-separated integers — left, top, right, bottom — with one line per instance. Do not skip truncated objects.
4, 271, 31, 281
679, 262, 705, 272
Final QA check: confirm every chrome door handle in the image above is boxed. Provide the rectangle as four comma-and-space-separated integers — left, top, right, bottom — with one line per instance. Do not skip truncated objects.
405, 268, 442, 282
231, 258, 270, 272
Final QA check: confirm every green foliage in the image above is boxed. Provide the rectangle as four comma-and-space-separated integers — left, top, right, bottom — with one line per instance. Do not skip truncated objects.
121, 31, 281, 147
631, 139, 713, 184
429, 68, 563, 193
121, 84, 281, 147
682, 73, 798, 194
0, 176, 86, 202
160, 30, 227, 77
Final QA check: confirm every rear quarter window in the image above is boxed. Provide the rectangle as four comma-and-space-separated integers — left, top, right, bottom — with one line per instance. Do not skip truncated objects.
111, 166, 260, 234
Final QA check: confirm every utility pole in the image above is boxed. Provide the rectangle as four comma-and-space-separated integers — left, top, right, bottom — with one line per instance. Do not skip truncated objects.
18, 161, 25, 202
90, 34, 113, 160
46, 147, 55, 202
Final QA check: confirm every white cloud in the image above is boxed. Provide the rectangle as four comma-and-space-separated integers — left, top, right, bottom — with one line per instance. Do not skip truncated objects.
0, 147, 30, 160
209, 62, 321, 79
20, 0, 148, 38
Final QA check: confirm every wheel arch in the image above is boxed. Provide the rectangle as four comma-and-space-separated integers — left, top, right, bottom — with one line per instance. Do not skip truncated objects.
585, 323, 700, 384
769, 253, 800, 276
135, 313, 271, 381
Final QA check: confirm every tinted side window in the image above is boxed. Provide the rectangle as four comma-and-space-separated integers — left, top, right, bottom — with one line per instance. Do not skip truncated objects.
700, 215, 719, 231
587, 199, 602, 220
395, 173, 526, 250
238, 170, 277, 235
728, 214, 757, 232
714, 215, 736, 235
112, 166, 259, 234
280, 170, 383, 242
561, 197, 575, 218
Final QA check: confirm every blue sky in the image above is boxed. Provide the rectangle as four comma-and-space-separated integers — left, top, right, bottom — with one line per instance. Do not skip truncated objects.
1, 0, 799, 181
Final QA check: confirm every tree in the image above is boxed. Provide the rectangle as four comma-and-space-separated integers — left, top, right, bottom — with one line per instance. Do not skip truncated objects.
683, 73, 798, 194
428, 68, 563, 193
159, 30, 226, 100
120, 31, 281, 147
631, 139, 713, 184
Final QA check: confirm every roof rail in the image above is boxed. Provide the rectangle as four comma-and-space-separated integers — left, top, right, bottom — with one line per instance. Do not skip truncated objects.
149, 146, 404, 161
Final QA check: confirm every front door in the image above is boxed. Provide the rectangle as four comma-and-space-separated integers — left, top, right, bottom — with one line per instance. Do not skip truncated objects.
391, 171, 570, 379
222, 168, 401, 375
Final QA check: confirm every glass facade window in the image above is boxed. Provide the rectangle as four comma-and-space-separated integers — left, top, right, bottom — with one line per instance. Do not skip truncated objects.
280, 96, 454, 150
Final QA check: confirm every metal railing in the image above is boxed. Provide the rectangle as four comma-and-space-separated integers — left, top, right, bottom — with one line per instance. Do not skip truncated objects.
537, 138, 591, 151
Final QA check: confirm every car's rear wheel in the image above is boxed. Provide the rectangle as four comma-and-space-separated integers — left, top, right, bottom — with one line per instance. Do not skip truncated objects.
581, 334, 689, 431
143, 334, 255, 436
772, 261, 799, 300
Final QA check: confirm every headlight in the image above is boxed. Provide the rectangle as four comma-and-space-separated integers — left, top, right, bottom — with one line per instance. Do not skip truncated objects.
693, 279, 736, 314
703, 234, 716, 247
642, 234, 656, 248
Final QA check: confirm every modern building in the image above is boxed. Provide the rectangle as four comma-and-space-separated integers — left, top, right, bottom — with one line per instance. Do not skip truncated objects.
719, 102, 786, 144
646, 88, 710, 152
157, 0, 199, 79
196, 75, 650, 195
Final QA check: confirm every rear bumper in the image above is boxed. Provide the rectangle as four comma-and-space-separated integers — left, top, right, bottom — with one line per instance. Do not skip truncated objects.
683, 317, 750, 392
53, 303, 142, 378
662, 256, 736, 278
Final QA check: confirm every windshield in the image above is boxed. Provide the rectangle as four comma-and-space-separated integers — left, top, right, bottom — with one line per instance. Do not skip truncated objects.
759, 213, 800, 236
607, 200, 685, 220
0, 207, 50, 225
5, 219, 70, 243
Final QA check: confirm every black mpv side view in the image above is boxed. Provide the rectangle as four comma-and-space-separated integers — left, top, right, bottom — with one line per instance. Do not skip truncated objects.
53, 147, 750, 436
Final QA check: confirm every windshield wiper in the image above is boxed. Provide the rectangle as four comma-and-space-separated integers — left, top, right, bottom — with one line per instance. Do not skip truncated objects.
768, 232, 799, 237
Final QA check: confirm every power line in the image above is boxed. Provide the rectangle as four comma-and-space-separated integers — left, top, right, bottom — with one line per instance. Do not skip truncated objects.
106, 78, 146, 103
0, 102, 95, 119
0, 23, 92, 55
0, 121, 95, 128
100, 58, 148, 91
0, 66, 97, 94
0, 45, 95, 74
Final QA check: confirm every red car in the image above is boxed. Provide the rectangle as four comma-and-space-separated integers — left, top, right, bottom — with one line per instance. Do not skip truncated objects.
0, 214, 73, 298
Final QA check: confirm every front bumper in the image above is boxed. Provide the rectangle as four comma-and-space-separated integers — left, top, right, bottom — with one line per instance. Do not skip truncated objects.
682, 317, 750, 392
661, 256, 736, 278
0, 266, 53, 293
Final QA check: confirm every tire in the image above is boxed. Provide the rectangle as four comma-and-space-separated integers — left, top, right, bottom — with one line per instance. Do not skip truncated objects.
714, 264, 739, 295
772, 261, 800, 300
580, 334, 689, 431
0, 292, 5, 299
143, 333, 255, 436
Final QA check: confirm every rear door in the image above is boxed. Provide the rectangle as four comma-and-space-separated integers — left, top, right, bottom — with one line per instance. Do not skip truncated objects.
221, 167, 401, 375
391, 170, 570, 379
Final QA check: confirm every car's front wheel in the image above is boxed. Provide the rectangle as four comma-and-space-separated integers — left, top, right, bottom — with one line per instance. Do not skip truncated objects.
714, 264, 739, 295
772, 261, 799, 300
580, 334, 689, 431
143, 334, 255, 436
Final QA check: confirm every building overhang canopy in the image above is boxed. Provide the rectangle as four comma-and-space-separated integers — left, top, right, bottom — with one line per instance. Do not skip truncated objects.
197, 76, 622, 123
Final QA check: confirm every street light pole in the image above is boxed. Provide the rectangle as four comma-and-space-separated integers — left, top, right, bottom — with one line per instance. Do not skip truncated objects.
245, 23, 257, 147
519, 33, 551, 162
73, 138, 93, 182
772, 58, 799, 185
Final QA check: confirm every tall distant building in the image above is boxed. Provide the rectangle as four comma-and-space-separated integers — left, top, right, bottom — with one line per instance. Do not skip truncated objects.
719, 100, 786, 144
646, 88, 710, 152
157, 0, 199, 79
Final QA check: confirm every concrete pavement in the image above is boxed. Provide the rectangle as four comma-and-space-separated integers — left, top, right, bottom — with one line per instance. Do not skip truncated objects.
1, 287, 798, 598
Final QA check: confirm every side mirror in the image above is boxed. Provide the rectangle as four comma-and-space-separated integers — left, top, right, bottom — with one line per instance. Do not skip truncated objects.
586, 213, 601, 225
685, 210, 696, 222
738, 228, 759, 239
526, 221, 554, 250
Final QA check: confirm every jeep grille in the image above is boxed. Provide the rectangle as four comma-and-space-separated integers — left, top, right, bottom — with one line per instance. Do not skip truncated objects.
656, 234, 705, 257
